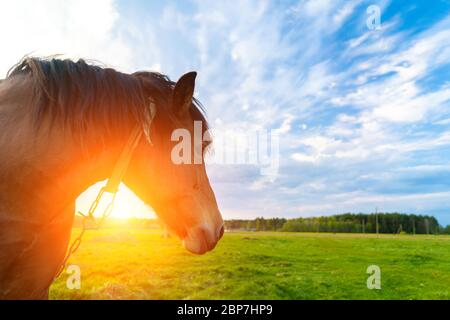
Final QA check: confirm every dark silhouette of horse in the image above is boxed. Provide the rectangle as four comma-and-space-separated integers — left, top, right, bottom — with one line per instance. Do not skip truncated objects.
0, 57, 223, 299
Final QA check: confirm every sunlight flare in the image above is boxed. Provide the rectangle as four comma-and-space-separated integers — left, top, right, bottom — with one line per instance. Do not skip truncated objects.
76, 181, 155, 219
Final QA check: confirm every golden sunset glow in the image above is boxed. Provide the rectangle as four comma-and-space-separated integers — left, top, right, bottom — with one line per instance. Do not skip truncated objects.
76, 181, 155, 219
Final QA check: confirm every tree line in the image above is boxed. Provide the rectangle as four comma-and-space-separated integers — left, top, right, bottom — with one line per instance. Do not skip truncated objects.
224, 213, 450, 235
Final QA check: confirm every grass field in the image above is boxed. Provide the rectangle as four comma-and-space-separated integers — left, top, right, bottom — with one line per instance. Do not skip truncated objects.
50, 228, 450, 300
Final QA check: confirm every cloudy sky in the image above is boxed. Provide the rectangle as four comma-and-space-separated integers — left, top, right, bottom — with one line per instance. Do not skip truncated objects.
1, 0, 450, 224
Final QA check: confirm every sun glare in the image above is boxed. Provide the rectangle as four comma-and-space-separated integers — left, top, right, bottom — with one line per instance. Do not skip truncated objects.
76, 181, 155, 219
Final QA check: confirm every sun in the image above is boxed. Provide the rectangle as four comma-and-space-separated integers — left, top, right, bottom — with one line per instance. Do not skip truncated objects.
76, 181, 155, 219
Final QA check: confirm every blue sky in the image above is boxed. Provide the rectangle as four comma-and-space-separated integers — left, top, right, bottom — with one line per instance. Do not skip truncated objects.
1, 0, 450, 224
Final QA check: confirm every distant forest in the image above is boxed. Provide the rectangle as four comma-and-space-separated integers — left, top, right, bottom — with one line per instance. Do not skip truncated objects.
73, 213, 450, 235
224, 213, 450, 235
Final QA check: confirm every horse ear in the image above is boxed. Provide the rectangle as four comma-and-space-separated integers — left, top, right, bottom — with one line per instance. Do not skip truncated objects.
173, 71, 197, 116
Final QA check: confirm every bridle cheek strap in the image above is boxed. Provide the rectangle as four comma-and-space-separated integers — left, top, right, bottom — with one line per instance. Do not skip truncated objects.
103, 125, 143, 193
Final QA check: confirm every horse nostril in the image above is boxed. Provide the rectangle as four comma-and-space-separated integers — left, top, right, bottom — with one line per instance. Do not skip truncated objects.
219, 225, 224, 239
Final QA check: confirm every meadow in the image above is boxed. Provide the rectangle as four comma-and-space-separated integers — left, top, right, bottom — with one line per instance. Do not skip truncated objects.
50, 227, 450, 300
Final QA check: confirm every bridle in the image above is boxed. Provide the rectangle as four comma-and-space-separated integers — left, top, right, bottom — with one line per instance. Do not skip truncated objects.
54, 125, 144, 279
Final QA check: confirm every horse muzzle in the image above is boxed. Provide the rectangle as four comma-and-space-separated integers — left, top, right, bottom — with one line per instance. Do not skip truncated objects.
182, 224, 224, 255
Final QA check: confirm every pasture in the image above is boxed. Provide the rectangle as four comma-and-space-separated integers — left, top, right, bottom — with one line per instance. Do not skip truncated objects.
50, 228, 450, 300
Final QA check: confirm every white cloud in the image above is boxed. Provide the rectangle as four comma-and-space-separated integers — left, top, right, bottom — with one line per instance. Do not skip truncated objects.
291, 153, 318, 163
332, 0, 358, 26
0, 0, 132, 76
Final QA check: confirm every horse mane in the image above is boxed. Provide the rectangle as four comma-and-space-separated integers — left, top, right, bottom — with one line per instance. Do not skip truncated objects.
5, 57, 209, 143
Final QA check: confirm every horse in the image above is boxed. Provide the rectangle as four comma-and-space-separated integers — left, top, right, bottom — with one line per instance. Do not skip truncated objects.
0, 57, 224, 299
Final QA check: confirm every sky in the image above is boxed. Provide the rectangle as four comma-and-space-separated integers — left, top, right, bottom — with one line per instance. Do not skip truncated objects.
0, 0, 450, 225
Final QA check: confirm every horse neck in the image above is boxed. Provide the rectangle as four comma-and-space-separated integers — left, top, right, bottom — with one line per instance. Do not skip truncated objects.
0, 118, 122, 221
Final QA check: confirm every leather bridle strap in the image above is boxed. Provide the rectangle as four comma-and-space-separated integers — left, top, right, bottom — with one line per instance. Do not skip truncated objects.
103, 125, 143, 193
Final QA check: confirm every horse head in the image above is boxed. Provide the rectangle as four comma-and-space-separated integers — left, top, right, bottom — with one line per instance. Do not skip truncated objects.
125, 71, 224, 254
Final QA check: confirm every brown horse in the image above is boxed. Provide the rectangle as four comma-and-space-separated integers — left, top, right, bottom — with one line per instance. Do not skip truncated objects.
0, 57, 224, 299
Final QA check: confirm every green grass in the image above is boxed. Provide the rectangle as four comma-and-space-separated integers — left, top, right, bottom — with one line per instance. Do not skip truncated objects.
50, 228, 450, 300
